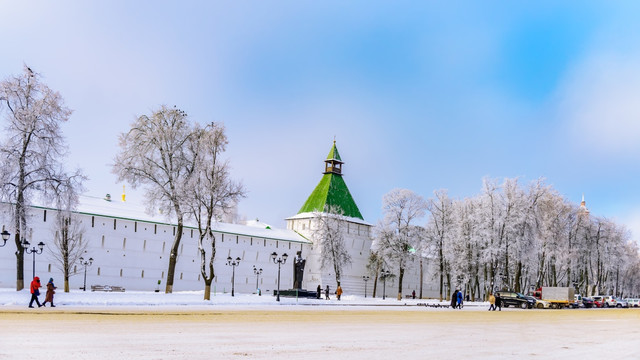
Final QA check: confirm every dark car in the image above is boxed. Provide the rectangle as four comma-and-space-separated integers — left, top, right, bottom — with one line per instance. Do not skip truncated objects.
496, 291, 534, 309
582, 297, 594, 308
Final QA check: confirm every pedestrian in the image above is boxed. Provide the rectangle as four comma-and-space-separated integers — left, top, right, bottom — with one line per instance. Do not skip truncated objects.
28, 277, 42, 308
412, 290, 416, 299
336, 283, 343, 300
488, 293, 496, 311
325, 285, 330, 300
495, 292, 502, 311
457, 290, 463, 309
42, 278, 57, 307
316, 284, 322, 299
450, 289, 458, 309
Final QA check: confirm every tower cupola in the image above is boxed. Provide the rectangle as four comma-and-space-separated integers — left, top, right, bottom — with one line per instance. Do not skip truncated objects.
324, 140, 343, 175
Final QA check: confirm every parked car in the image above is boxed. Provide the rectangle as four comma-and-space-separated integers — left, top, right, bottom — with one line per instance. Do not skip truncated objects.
624, 298, 639, 307
592, 296, 605, 308
581, 297, 595, 308
573, 294, 584, 308
496, 291, 534, 309
602, 295, 617, 308
527, 295, 551, 309
614, 297, 629, 308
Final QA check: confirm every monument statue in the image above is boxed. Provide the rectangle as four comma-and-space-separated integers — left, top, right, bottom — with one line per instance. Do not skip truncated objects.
293, 250, 306, 289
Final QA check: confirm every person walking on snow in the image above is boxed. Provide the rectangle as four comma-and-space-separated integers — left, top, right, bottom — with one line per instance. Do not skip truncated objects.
488, 293, 496, 311
495, 292, 502, 311
42, 278, 57, 307
450, 290, 458, 308
456, 290, 463, 309
325, 285, 330, 300
28, 277, 42, 308
336, 283, 343, 300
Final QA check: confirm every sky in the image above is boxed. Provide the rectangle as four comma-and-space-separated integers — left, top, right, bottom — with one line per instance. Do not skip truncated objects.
2, 1, 640, 243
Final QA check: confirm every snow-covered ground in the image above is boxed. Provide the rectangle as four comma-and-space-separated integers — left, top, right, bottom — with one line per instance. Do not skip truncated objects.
2, 289, 639, 360
0, 287, 464, 309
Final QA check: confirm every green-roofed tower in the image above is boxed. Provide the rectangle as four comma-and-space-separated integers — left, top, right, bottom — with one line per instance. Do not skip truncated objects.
298, 141, 364, 220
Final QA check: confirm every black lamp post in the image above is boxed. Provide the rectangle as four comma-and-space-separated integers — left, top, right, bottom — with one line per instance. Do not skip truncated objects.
363, 276, 370, 298
253, 265, 263, 295
22, 240, 45, 280
226, 256, 241, 297
0, 229, 10, 247
79, 257, 94, 291
271, 252, 288, 301
381, 270, 391, 300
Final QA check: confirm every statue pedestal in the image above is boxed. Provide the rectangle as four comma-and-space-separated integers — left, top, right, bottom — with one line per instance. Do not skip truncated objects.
274, 289, 319, 299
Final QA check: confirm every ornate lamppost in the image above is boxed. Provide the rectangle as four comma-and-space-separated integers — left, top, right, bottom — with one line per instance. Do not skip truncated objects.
253, 265, 263, 295
381, 270, 391, 300
0, 229, 10, 247
226, 256, 241, 297
363, 275, 370, 298
79, 257, 94, 291
271, 252, 288, 302
22, 240, 45, 280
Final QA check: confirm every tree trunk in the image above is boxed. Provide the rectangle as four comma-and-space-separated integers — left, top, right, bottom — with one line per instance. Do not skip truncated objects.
514, 261, 522, 293
419, 258, 423, 299
397, 265, 404, 300
165, 220, 184, 294
204, 281, 212, 300
14, 232, 24, 291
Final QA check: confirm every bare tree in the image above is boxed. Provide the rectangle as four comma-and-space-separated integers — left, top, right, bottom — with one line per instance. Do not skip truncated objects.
186, 122, 245, 300
113, 105, 197, 293
311, 205, 353, 286
48, 177, 86, 292
0, 66, 80, 290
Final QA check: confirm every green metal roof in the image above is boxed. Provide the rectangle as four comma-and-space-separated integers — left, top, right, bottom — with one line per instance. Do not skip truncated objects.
298, 142, 363, 220
326, 141, 342, 162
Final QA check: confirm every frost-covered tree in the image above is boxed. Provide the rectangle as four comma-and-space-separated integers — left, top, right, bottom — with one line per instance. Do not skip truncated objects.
49, 177, 86, 293
425, 189, 456, 301
186, 122, 245, 300
311, 205, 352, 286
377, 189, 426, 300
113, 105, 197, 293
0, 66, 83, 290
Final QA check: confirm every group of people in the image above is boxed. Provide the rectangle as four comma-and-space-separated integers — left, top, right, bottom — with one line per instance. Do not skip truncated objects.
316, 283, 343, 300
28, 276, 57, 308
488, 292, 502, 311
450, 289, 464, 309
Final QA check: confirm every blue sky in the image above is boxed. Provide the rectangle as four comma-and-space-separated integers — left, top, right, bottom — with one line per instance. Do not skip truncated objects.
2, 1, 640, 242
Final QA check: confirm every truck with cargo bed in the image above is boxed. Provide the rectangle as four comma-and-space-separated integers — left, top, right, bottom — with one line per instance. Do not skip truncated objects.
532, 287, 575, 309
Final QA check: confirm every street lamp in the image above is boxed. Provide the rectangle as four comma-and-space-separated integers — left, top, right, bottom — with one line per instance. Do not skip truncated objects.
22, 240, 45, 280
253, 265, 263, 295
79, 257, 94, 291
271, 252, 288, 302
0, 229, 10, 247
226, 256, 241, 297
362, 276, 370, 298
381, 270, 391, 300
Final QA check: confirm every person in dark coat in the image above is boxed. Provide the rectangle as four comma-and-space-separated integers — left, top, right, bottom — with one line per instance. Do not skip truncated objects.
316, 285, 322, 299
325, 285, 330, 300
42, 278, 57, 307
495, 292, 502, 311
450, 290, 458, 308
28, 277, 42, 308
412, 290, 416, 299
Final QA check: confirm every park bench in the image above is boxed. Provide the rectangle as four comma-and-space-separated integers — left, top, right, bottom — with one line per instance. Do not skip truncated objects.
91, 285, 126, 292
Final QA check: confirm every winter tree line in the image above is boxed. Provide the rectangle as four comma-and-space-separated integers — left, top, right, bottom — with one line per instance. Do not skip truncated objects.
371, 182, 640, 301
1, 66, 243, 297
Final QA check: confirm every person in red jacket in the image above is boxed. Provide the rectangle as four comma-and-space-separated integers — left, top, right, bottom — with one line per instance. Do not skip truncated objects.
29, 277, 42, 308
